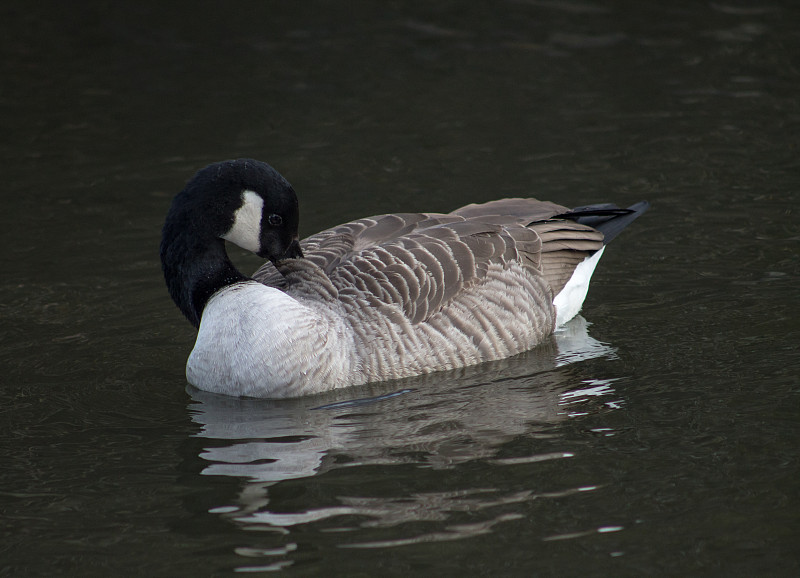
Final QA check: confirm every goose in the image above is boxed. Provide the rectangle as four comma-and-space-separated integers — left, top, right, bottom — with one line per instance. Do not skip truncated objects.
161, 159, 648, 398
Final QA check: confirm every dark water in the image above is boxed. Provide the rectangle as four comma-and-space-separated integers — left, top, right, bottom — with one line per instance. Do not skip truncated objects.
2, 1, 798, 575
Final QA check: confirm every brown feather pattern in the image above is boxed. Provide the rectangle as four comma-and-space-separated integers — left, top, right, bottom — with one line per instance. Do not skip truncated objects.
251, 198, 605, 384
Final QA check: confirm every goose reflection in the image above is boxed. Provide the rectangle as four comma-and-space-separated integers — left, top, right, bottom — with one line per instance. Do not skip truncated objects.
187, 316, 624, 543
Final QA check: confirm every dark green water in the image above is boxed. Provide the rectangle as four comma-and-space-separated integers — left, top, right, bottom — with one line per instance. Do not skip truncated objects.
1, 1, 798, 575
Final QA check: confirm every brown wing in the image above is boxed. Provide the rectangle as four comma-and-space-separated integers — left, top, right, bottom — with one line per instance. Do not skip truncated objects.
528, 220, 604, 294
452, 198, 606, 294
252, 198, 604, 323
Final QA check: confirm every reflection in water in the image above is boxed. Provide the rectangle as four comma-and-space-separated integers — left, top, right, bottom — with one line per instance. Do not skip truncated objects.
187, 316, 624, 563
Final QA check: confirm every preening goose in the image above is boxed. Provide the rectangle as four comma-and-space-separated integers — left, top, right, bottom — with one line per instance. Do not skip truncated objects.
161, 159, 648, 398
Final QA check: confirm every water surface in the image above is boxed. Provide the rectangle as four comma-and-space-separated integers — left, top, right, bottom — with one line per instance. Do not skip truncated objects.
1, 1, 798, 575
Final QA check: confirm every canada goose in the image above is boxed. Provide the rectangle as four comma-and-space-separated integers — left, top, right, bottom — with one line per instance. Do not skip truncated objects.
161, 159, 648, 398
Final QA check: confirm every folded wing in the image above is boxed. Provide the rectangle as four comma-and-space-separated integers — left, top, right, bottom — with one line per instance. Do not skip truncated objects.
252, 198, 606, 324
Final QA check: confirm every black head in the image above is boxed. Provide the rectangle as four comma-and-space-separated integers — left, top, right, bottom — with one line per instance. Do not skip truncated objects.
187, 158, 303, 262
160, 159, 303, 326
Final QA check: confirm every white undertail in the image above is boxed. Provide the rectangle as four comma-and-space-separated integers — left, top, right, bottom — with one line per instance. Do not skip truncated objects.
553, 246, 605, 327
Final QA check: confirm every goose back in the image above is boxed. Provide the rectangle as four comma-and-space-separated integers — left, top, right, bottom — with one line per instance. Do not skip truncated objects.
250, 198, 606, 385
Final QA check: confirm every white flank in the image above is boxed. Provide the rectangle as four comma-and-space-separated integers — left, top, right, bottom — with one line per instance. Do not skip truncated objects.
221, 190, 263, 253
553, 246, 605, 327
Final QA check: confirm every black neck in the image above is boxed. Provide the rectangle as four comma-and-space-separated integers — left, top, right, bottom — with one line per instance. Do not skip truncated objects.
161, 227, 248, 328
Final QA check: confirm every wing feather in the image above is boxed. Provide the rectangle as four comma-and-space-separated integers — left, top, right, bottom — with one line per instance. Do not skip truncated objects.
251, 197, 606, 324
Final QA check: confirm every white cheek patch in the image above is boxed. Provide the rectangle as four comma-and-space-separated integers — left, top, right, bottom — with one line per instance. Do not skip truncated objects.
221, 190, 263, 253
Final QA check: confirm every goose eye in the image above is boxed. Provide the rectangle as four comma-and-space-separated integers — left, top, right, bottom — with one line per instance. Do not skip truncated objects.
267, 214, 283, 226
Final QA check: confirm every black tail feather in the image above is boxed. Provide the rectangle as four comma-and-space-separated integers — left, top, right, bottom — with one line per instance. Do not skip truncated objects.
556, 201, 650, 244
